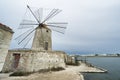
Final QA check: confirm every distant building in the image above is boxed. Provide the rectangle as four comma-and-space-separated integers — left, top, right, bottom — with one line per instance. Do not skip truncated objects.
116, 53, 120, 56
0, 23, 14, 71
107, 54, 117, 57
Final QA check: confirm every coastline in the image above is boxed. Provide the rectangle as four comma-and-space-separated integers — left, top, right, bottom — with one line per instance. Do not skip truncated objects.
0, 62, 106, 80
82, 57, 120, 80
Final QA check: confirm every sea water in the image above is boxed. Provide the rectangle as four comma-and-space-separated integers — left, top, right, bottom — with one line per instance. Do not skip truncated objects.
83, 57, 120, 80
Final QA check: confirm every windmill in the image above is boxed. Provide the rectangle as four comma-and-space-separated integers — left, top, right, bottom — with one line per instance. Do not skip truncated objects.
15, 5, 67, 51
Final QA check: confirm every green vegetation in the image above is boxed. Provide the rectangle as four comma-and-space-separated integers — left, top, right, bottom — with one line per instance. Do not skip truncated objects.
9, 72, 33, 76
0, 71, 9, 73
10, 67, 65, 76
39, 67, 65, 73
51, 67, 65, 71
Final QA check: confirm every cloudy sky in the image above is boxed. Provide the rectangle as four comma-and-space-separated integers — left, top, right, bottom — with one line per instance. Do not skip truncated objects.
0, 0, 120, 54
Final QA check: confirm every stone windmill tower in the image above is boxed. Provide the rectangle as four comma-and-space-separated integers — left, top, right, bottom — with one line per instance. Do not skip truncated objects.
15, 5, 67, 51
32, 24, 52, 51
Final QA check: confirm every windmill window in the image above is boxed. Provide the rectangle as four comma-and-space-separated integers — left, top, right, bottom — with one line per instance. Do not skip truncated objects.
46, 30, 49, 32
45, 42, 48, 50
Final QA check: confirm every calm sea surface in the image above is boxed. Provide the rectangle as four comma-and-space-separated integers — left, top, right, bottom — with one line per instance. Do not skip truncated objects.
83, 57, 120, 80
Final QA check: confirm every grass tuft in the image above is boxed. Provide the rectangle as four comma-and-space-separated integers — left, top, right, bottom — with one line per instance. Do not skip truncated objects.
9, 72, 32, 76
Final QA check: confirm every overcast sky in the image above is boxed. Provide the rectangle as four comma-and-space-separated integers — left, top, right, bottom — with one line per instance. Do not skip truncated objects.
0, 0, 120, 54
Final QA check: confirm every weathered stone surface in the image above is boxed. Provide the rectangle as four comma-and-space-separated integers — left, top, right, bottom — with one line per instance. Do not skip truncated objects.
2, 50, 66, 72
32, 26, 52, 51
0, 23, 13, 71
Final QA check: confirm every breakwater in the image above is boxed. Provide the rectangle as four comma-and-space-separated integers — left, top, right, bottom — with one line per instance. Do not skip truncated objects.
84, 57, 120, 80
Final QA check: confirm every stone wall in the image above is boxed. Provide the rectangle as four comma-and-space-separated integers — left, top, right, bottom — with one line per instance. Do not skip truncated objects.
2, 50, 66, 72
0, 23, 13, 71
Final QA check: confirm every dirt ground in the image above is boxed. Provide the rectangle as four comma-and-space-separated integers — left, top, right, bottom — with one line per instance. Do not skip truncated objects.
0, 63, 105, 80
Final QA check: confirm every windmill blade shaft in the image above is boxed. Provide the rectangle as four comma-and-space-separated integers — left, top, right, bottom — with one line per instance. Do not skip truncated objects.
20, 23, 38, 25
27, 5, 40, 24
15, 28, 33, 40
46, 9, 61, 21
34, 8, 43, 23
42, 9, 57, 23
42, 9, 61, 23
23, 34, 33, 48
47, 22, 68, 24
47, 25, 66, 29
52, 29, 64, 34
45, 9, 61, 21
18, 29, 35, 45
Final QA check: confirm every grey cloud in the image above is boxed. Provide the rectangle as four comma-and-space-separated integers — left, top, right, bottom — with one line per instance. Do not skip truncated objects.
1, 0, 120, 54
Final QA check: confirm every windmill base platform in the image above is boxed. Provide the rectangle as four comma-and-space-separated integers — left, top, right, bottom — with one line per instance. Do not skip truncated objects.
2, 49, 67, 72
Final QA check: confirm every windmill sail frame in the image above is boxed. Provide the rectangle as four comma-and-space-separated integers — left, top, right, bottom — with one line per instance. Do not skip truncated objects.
15, 5, 68, 50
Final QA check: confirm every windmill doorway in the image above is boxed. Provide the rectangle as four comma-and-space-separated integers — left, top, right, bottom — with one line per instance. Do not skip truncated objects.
13, 54, 20, 69
45, 42, 48, 50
